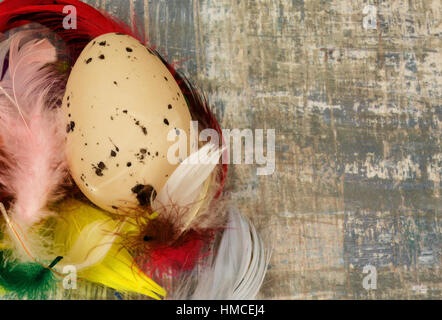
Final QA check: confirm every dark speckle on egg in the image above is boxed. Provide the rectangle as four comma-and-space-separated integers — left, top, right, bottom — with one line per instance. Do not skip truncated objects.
66, 121, 75, 133
131, 184, 157, 206
92, 162, 107, 177
85, 58, 92, 64
68, 34, 194, 203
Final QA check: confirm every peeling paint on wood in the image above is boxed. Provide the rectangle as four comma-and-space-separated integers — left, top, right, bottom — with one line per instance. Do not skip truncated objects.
84, 0, 440, 299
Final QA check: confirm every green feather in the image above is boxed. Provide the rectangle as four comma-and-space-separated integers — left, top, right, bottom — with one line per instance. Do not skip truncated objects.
0, 251, 62, 299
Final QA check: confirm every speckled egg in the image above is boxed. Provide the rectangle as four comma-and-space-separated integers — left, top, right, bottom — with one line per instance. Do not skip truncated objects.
62, 33, 191, 213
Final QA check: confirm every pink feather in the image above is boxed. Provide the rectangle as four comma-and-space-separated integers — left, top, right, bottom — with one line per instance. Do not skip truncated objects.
0, 30, 68, 227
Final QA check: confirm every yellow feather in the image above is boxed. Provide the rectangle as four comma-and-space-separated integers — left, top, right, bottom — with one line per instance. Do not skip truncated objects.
79, 241, 166, 300
52, 199, 119, 270
51, 199, 166, 299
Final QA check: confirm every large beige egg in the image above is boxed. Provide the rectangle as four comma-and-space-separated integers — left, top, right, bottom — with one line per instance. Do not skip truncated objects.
63, 33, 191, 213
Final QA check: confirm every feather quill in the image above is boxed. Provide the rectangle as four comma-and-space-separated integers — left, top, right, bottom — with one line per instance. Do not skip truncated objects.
0, 31, 68, 228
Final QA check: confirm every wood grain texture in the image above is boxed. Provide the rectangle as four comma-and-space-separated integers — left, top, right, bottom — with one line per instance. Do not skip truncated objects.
15, 0, 438, 300
82, 0, 441, 300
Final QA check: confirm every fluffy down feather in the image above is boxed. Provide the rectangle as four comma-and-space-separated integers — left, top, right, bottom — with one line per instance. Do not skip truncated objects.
0, 30, 68, 228
0, 250, 62, 299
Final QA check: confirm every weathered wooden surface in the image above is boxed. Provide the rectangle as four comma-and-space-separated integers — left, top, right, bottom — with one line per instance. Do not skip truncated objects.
85, 0, 440, 299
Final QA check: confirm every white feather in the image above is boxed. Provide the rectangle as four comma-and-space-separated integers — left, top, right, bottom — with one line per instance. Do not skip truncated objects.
153, 143, 223, 231
172, 207, 271, 300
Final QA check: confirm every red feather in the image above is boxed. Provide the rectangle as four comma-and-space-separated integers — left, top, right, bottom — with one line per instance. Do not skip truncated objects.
136, 229, 215, 278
